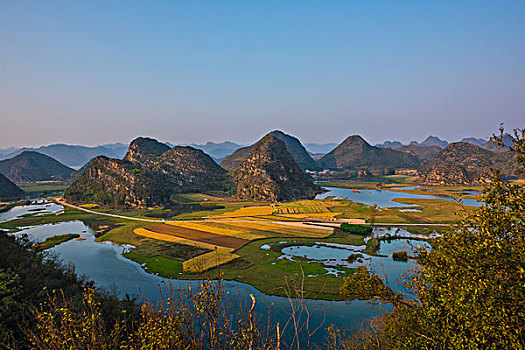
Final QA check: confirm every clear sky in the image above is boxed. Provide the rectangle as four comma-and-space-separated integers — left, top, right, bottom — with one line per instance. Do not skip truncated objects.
1, 1, 524, 148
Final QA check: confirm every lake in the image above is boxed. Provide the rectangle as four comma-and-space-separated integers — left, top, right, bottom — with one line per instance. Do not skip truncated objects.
316, 186, 480, 207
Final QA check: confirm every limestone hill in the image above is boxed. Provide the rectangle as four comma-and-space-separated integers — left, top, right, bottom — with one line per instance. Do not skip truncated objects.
419, 142, 516, 185
65, 138, 227, 208
232, 134, 321, 202
123, 137, 171, 165
0, 174, 25, 201
317, 135, 420, 170
220, 130, 319, 171
396, 145, 442, 162
0, 151, 75, 182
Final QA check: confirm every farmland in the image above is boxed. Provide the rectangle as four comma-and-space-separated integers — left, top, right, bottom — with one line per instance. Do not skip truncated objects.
0, 183, 478, 299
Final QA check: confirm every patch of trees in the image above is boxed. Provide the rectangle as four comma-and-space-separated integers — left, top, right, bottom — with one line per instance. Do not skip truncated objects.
340, 223, 373, 235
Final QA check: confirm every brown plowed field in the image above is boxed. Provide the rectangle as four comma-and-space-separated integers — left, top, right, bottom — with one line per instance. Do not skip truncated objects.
144, 224, 249, 250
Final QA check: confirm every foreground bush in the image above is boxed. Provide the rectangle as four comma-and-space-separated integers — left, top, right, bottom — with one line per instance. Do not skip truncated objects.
27, 280, 279, 350
340, 128, 525, 349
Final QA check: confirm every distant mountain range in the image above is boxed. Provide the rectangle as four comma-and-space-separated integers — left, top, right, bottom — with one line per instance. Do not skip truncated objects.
0, 151, 75, 183
303, 143, 338, 155
0, 143, 128, 168
179, 141, 246, 162
375, 135, 505, 150
0, 131, 519, 192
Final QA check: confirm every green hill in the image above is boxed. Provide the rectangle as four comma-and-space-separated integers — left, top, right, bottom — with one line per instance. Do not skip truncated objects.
65, 138, 227, 208
317, 135, 420, 170
0, 151, 75, 182
221, 130, 319, 171
0, 174, 25, 201
232, 134, 321, 202
419, 142, 516, 184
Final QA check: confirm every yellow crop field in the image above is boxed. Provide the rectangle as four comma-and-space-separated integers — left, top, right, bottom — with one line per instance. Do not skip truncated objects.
79, 203, 100, 209
215, 206, 273, 218
168, 222, 247, 236
183, 251, 239, 273
217, 221, 331, 238
134, 228, 229, 251
167, 221, 266, 240
278, 212, 342, 219
273, 200, 336, 215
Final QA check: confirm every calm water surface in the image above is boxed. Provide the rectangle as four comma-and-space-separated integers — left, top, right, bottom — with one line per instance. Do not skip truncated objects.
316, 186, 480, 207
0, 201, 62, 222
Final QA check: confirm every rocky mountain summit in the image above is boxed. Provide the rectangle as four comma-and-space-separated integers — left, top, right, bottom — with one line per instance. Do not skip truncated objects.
231, 134, 321, 202
221, 130, 319, 171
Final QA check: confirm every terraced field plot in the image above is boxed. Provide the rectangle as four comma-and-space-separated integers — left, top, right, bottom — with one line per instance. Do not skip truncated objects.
168, 221, 266, 240
140, 224, 249, 249
213, 220, 332, 238
212, 206, 273, 218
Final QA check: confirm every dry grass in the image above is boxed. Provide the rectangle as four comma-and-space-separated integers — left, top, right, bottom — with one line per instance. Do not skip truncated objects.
215, 220, 331, 238
168, 221, 246, 236
277, 212, 342, 219
142, 224, 249, 249
79, 203, 100, 209
273, 200, 337, 215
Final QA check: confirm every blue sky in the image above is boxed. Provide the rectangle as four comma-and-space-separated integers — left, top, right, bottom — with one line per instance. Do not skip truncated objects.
1, 1, 524, 147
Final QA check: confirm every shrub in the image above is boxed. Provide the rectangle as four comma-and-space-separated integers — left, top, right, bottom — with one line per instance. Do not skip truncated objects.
347, 253, 363, 263
340, 223, 373, 235
392, 250, 408, 262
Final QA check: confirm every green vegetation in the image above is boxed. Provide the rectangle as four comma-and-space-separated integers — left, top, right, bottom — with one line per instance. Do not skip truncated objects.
0, 151, 74, 182
20, 182, 69, 196
363, 237, 380, 255
0, 173, 25, 201
420, 141, 515, 185
340, 223, 372, 235
339, 128, 525, 349
317, 135, 420, 170
0, 230, 85, 347
391, 250, 408, 262
347, 253, 363, 263
33, 233, 80, 251
123, 252, 182, 277
231, 134, 322, 202
0, 230, 276, 348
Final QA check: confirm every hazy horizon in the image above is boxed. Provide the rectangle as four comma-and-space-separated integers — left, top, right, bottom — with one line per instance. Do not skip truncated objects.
2, 1, 524, 148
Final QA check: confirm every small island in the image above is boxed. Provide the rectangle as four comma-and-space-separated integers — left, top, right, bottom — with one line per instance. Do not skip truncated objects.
33, 234, 80, 251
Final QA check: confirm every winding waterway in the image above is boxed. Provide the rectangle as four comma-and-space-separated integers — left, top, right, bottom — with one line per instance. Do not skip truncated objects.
2, 202, 426, 344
